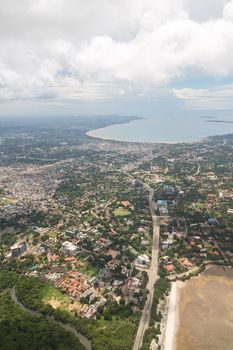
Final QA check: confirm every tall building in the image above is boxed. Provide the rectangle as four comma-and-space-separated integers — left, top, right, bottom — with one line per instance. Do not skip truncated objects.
10, 241, 27, 258
62, 241, 78, 256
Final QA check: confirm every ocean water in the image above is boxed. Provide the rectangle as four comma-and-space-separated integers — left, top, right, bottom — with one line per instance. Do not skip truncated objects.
88, 111, 233, 143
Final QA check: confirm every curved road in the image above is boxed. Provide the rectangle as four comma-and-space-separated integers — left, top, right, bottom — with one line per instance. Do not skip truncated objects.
10, 287, 92, 350
133, 185, 160, 350
194, 164, 200, 176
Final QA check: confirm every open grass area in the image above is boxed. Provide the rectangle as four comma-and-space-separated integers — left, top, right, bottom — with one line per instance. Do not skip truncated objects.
0, 197, 17, 206
79, 261, 97, 277
47, 230, 59, 238
113, 207, 131, 217
42, 284, 71, 310
196, 203, 205, 209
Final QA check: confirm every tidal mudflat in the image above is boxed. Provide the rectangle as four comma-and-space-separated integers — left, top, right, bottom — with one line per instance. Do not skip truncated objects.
175, 266, 233, 350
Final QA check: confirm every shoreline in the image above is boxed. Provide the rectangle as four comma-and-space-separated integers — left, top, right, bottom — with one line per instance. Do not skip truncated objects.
164, 282, 181, 350
167, 264, 233, 350
87, 129, 199, 145
85, 118, 228, 145
86, 128, 203, 145
164, 265, 224, 350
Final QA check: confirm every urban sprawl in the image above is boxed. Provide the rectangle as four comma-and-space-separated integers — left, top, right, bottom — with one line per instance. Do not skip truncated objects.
0, 116, 233, 350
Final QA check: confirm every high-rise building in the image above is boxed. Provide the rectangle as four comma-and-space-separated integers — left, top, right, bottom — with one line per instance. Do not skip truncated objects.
10, 241, 27, 258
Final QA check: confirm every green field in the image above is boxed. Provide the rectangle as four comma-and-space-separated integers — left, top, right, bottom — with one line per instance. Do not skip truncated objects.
47, 230, 59, 238
42, 284, 71, 310
79, 261, 97, 277
0, 197, 17, 206
113, 207, 131, 217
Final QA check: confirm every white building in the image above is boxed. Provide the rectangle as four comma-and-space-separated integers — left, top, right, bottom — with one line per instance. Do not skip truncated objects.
135, 254, 150, 267
61, 241, 78, 256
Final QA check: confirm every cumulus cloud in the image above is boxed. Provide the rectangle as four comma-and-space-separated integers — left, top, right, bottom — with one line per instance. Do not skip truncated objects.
0, 0, 233, 103
173, 83, 233, 109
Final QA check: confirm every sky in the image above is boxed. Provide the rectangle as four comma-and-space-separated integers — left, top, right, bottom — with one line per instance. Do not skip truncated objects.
1, 0, 233, 117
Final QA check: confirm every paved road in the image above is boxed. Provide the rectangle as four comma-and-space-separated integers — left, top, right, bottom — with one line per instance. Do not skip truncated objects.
193, 164, 200, 176
10, 287, 92, 350
133, 186, 160, 350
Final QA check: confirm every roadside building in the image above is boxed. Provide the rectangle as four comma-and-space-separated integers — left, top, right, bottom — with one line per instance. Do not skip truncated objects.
157, 200, 169, 216
134, 254, 150, 268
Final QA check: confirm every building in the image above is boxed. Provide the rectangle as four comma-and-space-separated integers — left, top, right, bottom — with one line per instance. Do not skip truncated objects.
121, 200, 133, 209
11, 241, 27, 258
134, 254, 150, 268
164, 264, 175, 272
157, 200, 169, 216
65, 230, 76, 238
157, 200, 168, 207
61, 241, 78, 256
138, 254, 150, 265
180, 258, 193, 268
219, 191, 233, 199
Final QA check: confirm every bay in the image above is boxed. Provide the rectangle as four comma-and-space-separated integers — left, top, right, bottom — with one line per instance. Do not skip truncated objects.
88, 110, 233, 143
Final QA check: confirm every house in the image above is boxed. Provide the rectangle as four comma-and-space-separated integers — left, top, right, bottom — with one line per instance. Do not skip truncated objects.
122, 277, 140, 304
163, 185, 175, 194
219, 191, 233, 199
164, 264, 175, 272
180, 258, 193, 268
121, 200, 132, 208
157, 200, 168, 207
160, 207, 169, 216
208, 218, 219, 226
138, 254, 150, 265
135, 254, 150, 268
162, 240, 171, 250
174, 232, 185, 239
65, 230, 76, 238
64, 257, 76, 262
157, 200, 169, 216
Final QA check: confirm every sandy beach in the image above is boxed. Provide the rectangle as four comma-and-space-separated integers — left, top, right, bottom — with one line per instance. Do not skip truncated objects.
86, 129, 199, 145
164, 282, 180, 350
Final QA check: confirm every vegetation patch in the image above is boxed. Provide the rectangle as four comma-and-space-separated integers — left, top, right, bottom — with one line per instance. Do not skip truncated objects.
0, 271, 84, 350
141, 278, 170, 350
0, 197, 17, 206
42, 285, 70, 310
89, 317, 138, 350
113, 207, 131, 217
79, 260, 97, 277
15, 275, 139, 350
47, 230, 59, 238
